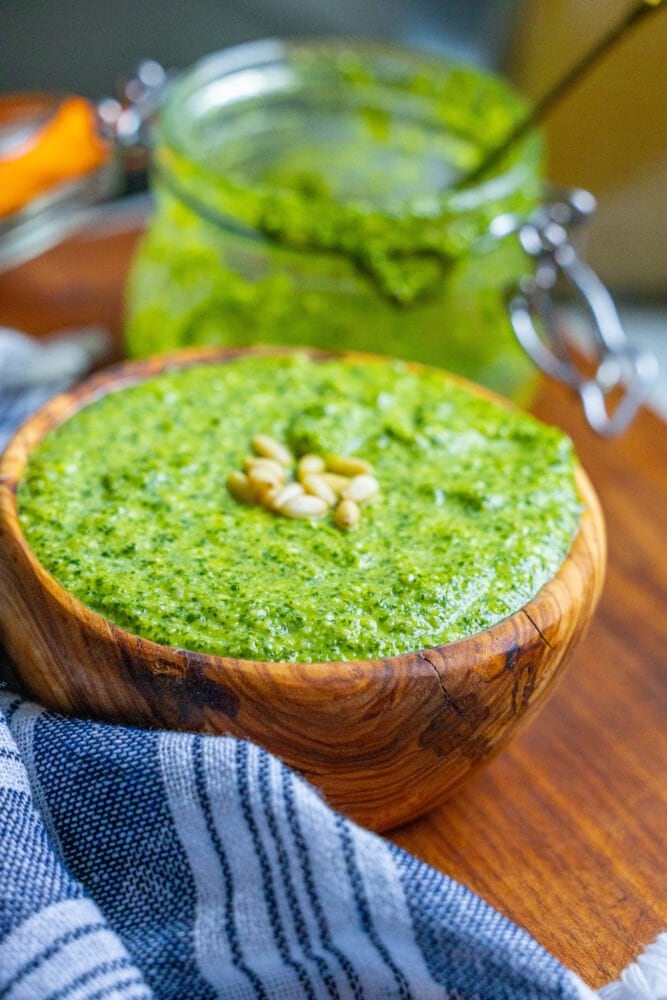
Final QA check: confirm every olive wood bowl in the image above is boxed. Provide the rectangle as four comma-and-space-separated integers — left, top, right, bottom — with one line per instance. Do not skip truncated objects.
0, 346, 606, 831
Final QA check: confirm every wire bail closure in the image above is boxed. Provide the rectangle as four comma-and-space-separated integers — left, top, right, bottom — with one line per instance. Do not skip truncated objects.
96, 59, 167, 150
492, 188, 658, 437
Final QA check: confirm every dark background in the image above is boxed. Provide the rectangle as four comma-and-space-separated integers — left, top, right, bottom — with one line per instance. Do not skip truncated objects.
0, 0, 519, 96
2, 0, 665, 301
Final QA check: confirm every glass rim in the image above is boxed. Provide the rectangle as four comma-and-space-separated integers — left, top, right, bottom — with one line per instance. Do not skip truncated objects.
155, 36, 541, 211
149, 37, 544, 287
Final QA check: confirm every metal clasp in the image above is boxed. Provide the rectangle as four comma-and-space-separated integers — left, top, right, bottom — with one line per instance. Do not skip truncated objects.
493, 188, 658, 436
97, 59, 167, 150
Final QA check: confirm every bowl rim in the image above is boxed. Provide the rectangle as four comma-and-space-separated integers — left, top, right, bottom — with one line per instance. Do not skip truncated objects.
0, 344, 603, 676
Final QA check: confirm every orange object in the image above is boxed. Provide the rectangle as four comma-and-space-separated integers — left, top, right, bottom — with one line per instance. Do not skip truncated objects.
0, 95, 109, 218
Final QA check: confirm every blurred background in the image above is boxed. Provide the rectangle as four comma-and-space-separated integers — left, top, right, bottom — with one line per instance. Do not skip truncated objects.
2, 0, 665, 292
1, 0, 665, 406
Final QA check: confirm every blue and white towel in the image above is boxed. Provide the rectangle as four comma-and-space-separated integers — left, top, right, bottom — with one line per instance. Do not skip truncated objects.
1, 331, 666, 999
0, 326, 110, 452
2, 691, 667, 1000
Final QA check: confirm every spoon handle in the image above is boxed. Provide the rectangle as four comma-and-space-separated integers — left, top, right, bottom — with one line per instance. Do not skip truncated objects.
462, 0, 665, 187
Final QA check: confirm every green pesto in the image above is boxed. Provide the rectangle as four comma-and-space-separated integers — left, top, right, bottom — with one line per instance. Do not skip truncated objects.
18, 356, 581, 663
125, 44, 541, 402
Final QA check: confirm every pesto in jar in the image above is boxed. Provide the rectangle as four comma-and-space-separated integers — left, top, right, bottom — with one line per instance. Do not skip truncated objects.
125, 41, 542, 402
18, 355, 581, 662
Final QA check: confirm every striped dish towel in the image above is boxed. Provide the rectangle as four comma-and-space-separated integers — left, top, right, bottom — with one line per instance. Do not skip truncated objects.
4, 693, 667, 1000
2, 331, 665, 999
0, 691, 599, 1000
0, 326, 110, 452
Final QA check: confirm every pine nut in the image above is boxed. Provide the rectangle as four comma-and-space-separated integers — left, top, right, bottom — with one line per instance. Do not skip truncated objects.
270, 482, 305, 511
228, 436, 376, 529
252, 434, 294, 467
247, 464, 283, 492
334, 498, 360, 530
326, 454, 373, 477
298, 454, 326, 481
227, 471, 255, 505
343, 473, 379, 506
243, 456, 285, 480
281, 494, 328, 519
260, 485, 279, 509
302, 473, 337, 507
321, 473, 351, 495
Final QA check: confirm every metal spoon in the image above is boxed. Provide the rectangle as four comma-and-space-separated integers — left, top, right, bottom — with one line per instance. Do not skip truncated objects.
461, 0, 665, 187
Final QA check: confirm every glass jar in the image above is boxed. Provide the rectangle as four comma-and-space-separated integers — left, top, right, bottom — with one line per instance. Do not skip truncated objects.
125, 39, 543, 402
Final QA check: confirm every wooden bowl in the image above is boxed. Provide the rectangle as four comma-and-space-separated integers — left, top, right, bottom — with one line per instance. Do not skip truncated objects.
0, 347, 606, 831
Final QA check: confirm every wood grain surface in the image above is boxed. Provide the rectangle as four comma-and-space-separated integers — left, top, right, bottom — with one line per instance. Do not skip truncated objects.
0, 220, 664, 987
